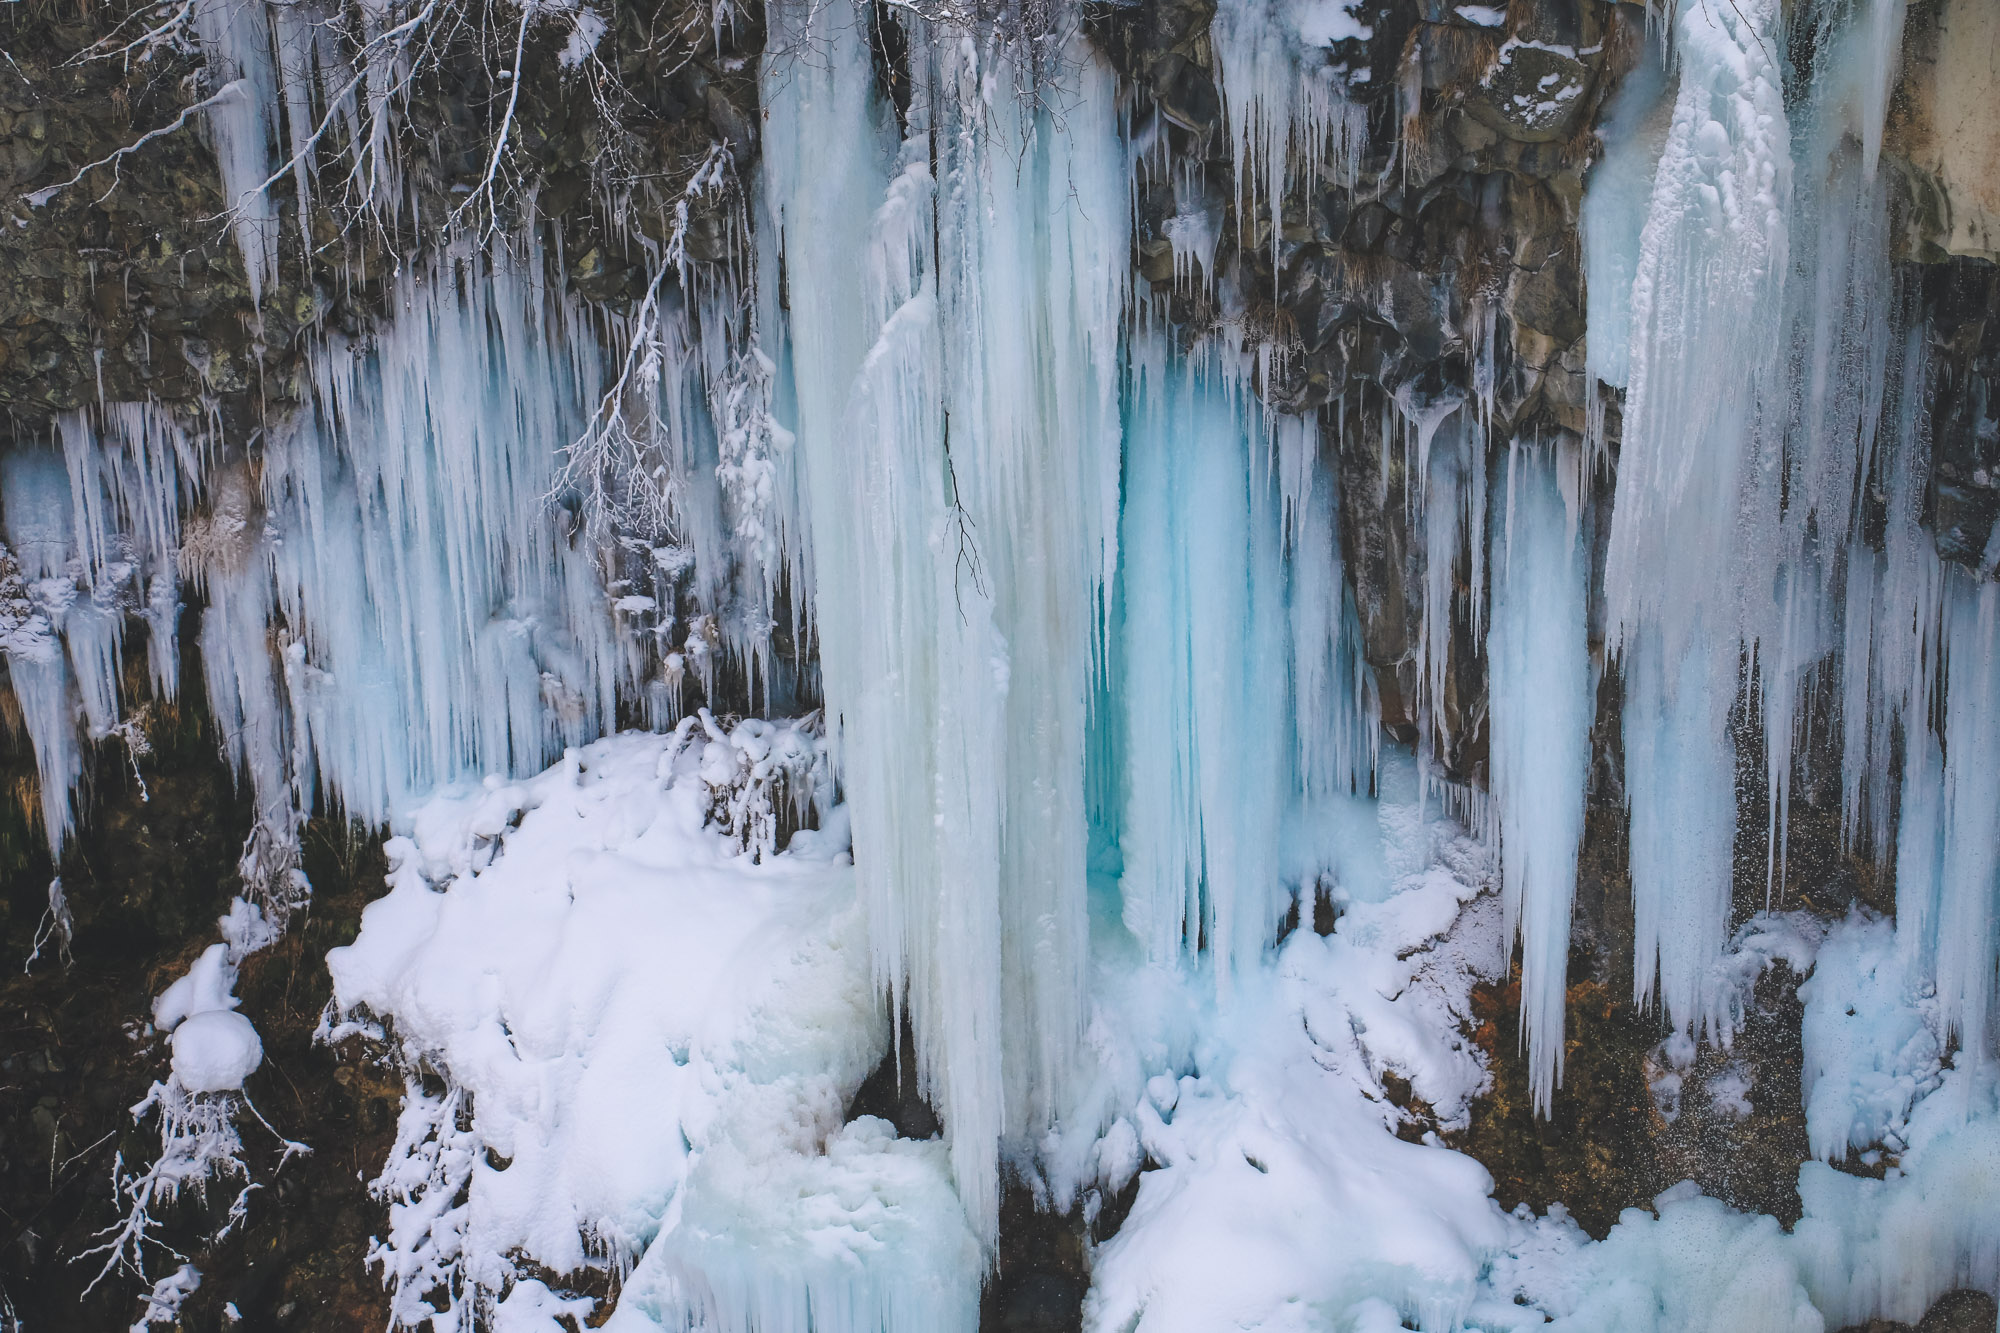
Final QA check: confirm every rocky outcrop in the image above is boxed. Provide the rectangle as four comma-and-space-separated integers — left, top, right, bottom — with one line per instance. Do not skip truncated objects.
1888, 0, 2000, 264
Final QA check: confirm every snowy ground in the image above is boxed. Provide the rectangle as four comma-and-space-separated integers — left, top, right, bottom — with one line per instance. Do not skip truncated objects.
324, 721, 978, 1332
322, 727, 2000, 1333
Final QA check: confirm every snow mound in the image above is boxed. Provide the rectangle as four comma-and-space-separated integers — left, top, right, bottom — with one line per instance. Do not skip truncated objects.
154, 930, 266, 1093
1797, 910, 1942, 1163
170, 1012, 264, 1095
1082, 773, 1512, 1332
327, 726, 978, 1332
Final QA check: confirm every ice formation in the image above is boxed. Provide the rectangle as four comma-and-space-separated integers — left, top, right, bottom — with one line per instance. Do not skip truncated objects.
9, 0, 2000, 1323
756, 0, 1142, 1243
1486, 442, 1589, 1112
1599, 0, 1791, 1034
1115, 337, 1290, 1000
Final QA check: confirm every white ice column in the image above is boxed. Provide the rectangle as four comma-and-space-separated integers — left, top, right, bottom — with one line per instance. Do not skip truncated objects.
1600, 0, 1789, 1032
1487, 441, 1591, 1112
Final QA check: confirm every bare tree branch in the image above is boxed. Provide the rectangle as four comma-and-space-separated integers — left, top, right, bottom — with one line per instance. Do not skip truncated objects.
21, 82, 243, 209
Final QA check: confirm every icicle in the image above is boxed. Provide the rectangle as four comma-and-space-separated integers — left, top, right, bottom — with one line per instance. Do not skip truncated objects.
1757, 0, 1909, 894
759, 0, 1129, 1251
58, 404, 200, 706
268, 247, 617, 825
924, 26, 1130, 1154
269, 2, 343, 223
5, 651, 79, 858
1623, 625, 1739, 1033
1418, 423, 1464, 758
1487, 440, 1590, 1114
1117, 335, 1289, 1000
1863, 322, 1940, 863
1283, 411, 1376, 799
1209, 0, 1368, 269
1838, 544, 1881, 850
1930, 574, 2000, 1065
760, 0, 1005, 1251
1758, 563, 1830, 899
192, 0, 280, 306
1774, 0, 1906, 585
1894, 715, 1944, 979
2, 450, 82, 855
64, 591, 125, 739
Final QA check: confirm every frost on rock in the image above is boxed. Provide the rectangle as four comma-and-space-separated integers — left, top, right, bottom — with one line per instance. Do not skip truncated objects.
326, 730, 977, 1332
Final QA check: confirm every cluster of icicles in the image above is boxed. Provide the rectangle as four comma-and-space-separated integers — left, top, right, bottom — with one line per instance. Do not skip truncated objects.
1, 0, 1988, 1256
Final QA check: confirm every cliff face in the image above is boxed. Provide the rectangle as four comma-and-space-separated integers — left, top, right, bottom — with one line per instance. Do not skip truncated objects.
0, 0, 1994, 1327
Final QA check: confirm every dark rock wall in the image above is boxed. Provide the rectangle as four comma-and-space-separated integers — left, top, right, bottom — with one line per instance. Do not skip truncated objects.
0, 645, 401, 1330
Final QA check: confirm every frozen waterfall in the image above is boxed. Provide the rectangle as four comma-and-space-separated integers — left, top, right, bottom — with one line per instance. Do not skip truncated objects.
4, 0, 1999, 1325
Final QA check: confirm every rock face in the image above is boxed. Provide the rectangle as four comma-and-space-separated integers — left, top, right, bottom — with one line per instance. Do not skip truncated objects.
1926, 258, 2000, 572
0, 670, 403, 1330
1889, 0, 2000, 264
0, 0, 761, 440
0, 15, 272, 423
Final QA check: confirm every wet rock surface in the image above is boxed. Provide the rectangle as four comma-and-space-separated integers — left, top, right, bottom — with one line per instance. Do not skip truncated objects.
1925, 258, 2000, 573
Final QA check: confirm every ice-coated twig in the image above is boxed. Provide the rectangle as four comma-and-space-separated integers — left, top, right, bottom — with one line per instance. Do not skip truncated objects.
446, 0, 536, 238
21, 84, 244, 209
554, 141, 734, 544
25, 878, 74, 972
